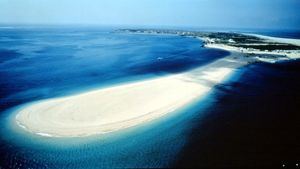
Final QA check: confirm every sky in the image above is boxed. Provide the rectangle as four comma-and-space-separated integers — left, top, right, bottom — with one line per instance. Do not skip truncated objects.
0, 0, 300, 30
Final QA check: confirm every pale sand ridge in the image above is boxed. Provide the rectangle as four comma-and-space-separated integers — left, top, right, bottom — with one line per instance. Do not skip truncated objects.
15, 51, 248, 137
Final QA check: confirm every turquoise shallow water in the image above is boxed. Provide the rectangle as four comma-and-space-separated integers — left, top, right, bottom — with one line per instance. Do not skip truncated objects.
0, 87, 219, 168
0, 26, 229, 168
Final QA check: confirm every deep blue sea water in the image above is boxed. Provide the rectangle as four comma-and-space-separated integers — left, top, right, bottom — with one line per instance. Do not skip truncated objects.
174, 60, 300, 168
0, 27, 227, 111
0, 27, 299, 168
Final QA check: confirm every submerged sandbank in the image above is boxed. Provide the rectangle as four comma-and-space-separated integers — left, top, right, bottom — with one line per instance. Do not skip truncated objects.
15, 50, 249, 137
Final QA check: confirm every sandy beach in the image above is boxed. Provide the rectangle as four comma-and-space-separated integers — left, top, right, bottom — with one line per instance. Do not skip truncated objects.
15, 50, 248, 137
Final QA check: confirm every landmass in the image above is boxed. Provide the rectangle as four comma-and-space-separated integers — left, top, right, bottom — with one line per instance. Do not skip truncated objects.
14, 29, 300, 137
117, 29, 300, 62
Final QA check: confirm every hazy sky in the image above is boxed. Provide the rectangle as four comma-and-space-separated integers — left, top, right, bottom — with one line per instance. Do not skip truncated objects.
0, 0, 299, 29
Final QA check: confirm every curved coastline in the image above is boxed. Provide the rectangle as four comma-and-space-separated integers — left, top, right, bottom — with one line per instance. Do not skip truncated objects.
13, 34, 299, 137
14, 55, 247, 137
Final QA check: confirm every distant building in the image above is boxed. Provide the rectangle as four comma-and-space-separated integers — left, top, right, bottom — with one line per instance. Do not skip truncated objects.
228, 39, 235, 43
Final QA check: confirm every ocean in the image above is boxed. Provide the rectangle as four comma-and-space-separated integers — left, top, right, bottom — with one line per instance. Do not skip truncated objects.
0, 26, 299, 168
174, 60, 300, 168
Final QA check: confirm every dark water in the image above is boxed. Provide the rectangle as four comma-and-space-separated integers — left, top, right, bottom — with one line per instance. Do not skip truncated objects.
174, 60, 300, 168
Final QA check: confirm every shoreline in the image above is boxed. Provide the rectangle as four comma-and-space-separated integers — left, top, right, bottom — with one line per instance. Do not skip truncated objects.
245, 33, 300, 46
15, 49, 248, 137
13, 33, 299, 138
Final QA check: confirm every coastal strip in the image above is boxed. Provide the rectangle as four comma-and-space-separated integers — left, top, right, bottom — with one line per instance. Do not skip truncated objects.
245, 33, 300, 47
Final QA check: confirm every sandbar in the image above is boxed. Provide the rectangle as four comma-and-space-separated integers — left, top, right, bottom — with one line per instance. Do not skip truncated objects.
15, 51, 248, 137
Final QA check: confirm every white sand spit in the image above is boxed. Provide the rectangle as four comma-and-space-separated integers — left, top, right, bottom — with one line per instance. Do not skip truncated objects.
15, 52, 247, 137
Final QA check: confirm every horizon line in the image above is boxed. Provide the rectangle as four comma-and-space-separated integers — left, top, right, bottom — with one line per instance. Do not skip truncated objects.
0, 23, 300, 32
